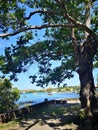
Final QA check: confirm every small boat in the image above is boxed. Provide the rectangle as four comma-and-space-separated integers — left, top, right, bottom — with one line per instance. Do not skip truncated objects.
48, 92, 53, 95
48, 91, 57, 95
52, 91, 57, 94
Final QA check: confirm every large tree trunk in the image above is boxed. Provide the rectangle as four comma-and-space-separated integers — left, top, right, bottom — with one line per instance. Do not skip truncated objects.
78, 1, 96, 116
77, 37, 97, 116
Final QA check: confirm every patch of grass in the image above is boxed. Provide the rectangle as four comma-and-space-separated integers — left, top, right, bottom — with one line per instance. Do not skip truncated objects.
0, 120, 19, 130
22, 105, 67, 119
44, 105, 66, 116
66, 105, 80, 114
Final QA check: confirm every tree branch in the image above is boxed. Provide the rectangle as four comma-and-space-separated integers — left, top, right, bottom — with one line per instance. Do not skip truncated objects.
24, 10, 57, 20
84, 1, 91, 39
0, 23, 75, 38
26, 3, 95, 36
71, 28, 79, 65
71, 28, 78, 46
55, 0, 94, 35
0, 2, 95, 38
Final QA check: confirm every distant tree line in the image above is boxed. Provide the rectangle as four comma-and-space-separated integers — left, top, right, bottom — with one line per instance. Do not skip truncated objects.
20, 85, 80, 93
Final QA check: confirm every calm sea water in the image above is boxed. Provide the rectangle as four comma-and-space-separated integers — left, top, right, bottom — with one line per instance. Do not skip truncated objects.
16, 92, 79, 107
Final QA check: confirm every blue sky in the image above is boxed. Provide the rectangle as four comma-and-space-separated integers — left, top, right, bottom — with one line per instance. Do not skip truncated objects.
4, 66, 96, 90
0, 8, 98, 90
11, 68, 97, 90
0, 36, 97, 90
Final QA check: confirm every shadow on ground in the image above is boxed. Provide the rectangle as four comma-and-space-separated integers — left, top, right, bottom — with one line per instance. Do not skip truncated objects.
17, 103, 83, 130
16, 102, 98, 130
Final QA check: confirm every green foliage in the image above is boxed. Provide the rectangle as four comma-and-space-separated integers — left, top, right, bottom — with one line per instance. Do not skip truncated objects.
78, 109, 86, 119
94, 52, 98, 68
0, 0, 98, 87
0, 79, 20, 114
0, 120, 19, 130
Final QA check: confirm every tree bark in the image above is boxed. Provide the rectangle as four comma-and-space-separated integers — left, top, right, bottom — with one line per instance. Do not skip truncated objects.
77, 38, 97, 116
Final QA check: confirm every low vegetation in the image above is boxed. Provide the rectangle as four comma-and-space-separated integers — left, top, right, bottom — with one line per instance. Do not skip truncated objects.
0, 78, 20, 114
0, 121, 19, 130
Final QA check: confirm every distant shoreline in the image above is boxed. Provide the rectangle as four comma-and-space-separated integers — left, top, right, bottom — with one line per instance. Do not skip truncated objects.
19, 86, 80, 94
17, 97, 80, 109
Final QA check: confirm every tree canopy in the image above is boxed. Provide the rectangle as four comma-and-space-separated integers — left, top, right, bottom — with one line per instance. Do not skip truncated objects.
0, 0, 98, 88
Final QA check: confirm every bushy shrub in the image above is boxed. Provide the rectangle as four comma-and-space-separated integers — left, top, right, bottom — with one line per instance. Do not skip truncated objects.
0, 79, 20, 114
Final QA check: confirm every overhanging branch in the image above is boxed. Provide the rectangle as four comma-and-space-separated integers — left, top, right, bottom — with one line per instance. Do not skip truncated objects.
55, 0, 94, 35
0, 1, 95, 38
0, 23, 75, 38
25, 10, 56, 20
